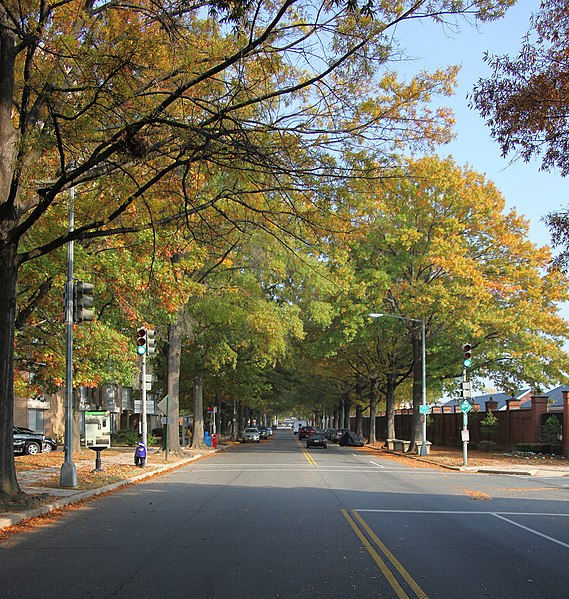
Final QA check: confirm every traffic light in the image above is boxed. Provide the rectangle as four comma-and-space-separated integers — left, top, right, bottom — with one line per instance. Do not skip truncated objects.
137, 328, 147, 355
146, 329, 156, 356
463, 343, 472, 368
73, 281, 94, 323
137, 328, 157, 356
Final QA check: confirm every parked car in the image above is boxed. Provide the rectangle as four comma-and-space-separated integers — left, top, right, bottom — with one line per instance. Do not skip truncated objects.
306, 431, 327, 449
298, 426, 316, 440
331, 428, 350, 443
242, 427, 261, 443
257, 425, 270, 439
13, 427, 45, 455
323, 428, 335, 440
16, 427, 58, 452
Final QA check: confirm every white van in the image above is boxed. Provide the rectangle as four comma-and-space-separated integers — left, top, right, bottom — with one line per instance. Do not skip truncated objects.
292, 420, 307, 435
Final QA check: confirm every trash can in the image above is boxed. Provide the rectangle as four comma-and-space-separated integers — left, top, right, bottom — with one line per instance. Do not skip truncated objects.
204, 431, 211, 447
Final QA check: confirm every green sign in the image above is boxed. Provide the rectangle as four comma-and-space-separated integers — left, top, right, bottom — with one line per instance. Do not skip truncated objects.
419, 405, 431, 415
459, 400, 472, 414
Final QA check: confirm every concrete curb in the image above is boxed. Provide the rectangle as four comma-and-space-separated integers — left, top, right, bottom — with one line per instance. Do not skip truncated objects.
364, 444, 569, 477
1, 445, 231, 532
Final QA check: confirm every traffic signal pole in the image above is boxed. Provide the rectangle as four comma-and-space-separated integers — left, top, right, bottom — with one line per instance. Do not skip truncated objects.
141, 352, 147, 450
462, 367, 468, 467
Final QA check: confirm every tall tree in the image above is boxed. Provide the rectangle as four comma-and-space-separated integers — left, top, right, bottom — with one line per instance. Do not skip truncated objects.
357, 156, 569, 441
1, 0, 514, 498
471, 0, 569, 267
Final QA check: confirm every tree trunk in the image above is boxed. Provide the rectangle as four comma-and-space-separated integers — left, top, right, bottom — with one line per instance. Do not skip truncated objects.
0, 242, 21, 497
355, 377, 363, 436
190, 369, 207, 450
0, 12, 22, 498
215, 374, 222, 435
343, 394, 351, 430
237, 400, 244, 437
386, 372, 396, 442
408, 325, 422, 453
368, 377, 377, 445
167, 306, 184, 455
73, 407, 81, 453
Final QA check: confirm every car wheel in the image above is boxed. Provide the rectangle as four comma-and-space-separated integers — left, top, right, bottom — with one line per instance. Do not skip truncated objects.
42, 443, 53, 453
257, 440, 260, 443
25, 442, 41, 455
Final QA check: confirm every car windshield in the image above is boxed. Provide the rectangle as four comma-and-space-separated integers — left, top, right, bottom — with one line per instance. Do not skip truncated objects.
245, 428, 258, 433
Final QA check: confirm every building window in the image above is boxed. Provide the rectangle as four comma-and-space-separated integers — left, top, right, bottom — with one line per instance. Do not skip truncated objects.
28, 409, 45, 433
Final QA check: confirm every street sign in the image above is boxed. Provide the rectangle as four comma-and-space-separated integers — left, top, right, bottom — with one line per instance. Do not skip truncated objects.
157, 395, 169, 414
419, 405, 430, 415
461, 381, 472, 399
459, 400, 472, 414
139, 373, 153, 391
134, 400, 155, 415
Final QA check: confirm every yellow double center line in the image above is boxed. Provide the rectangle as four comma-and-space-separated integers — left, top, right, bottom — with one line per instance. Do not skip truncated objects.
342, 509, 429, 599
297, 440, 317, 465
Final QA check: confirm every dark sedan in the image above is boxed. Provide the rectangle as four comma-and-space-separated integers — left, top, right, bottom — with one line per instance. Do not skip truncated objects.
331, 428, 350, 443
306, 431, 327, 449
15, 426, 58, 452
13, 427, 46, 455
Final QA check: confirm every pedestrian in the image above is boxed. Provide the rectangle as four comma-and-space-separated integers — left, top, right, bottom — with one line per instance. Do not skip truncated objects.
134, 438, 147, 467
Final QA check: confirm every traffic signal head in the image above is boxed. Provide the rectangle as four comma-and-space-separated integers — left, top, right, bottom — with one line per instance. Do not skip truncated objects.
146, 329, 156, 356
137, 328, 147, 355
463, 343, 472, 368
73, 281, 94, 323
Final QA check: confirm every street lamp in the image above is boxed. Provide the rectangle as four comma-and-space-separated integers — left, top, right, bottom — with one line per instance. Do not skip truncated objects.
369, 312, 428, 456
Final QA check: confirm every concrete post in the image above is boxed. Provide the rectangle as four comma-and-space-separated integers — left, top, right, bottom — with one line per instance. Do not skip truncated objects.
530, 395, 549, 445
563, 391, 569, 458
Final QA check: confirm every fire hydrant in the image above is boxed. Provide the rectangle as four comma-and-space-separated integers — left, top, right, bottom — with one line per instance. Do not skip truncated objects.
211, 434, 218, 449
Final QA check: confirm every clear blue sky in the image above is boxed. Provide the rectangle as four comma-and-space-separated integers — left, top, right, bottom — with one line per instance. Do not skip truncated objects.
399, 3, 565, 251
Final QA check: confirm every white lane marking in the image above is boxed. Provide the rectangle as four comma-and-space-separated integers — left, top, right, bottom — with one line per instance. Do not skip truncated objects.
357, 510, 569, 516
369, 460, 386, 468
492, 513, 569, 549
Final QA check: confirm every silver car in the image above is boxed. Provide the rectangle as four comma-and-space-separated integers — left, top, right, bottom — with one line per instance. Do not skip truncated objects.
242, 427, 261, 443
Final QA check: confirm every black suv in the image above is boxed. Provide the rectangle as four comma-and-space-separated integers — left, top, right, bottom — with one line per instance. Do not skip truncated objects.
13, 427, 46, 455
16, 427, 58, 452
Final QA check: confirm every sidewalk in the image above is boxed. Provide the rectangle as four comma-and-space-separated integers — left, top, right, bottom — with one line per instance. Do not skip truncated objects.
368, 444, 569, 477
0, 445, 226, 533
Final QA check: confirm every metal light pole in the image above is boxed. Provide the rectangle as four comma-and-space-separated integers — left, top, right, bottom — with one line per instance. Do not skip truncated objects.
60, 181, 78, 488
369, 313, 428, 456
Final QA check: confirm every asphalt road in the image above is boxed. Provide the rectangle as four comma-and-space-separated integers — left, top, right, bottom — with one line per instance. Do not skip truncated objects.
2, 430, 569, 598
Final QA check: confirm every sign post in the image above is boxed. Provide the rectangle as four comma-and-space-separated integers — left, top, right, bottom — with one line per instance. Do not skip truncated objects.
207, 406, 217, 434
